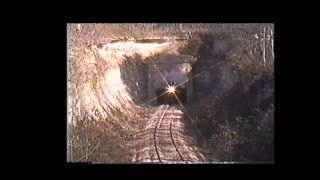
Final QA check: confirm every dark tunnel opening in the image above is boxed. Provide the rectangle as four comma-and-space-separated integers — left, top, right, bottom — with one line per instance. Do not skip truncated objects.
119, 51, 195, 107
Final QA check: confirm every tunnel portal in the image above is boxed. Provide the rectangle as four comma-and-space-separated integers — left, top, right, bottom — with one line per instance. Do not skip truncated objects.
146, 54, 196, 106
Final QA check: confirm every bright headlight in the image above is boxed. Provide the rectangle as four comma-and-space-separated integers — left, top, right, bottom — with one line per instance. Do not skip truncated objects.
167, 85, 176, 93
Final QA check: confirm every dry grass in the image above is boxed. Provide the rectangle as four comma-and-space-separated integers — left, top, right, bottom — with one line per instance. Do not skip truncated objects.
75, 23, 195, 39
67, 104, 156, 163
68, 23, 267, 41
67, 115, 135, 163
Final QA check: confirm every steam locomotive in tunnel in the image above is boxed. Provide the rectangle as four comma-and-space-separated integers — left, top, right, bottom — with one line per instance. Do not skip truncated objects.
156, 82, 187, 105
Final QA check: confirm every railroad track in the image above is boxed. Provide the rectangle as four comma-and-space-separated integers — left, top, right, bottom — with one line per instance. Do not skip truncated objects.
153, 105, 184, 163
132, 104, 205, 163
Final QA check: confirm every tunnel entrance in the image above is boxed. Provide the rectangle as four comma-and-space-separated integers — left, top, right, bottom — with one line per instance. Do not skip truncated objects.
146, 54, 196, 106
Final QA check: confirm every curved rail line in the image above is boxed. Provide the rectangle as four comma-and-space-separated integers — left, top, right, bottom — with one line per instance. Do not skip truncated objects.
153, 105, 184, 162
169, 106, 184, 161
153, 105, 169, 162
